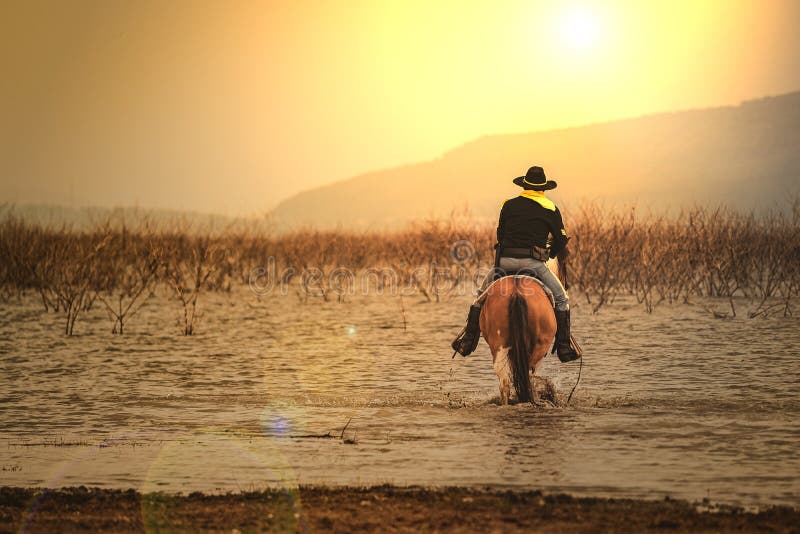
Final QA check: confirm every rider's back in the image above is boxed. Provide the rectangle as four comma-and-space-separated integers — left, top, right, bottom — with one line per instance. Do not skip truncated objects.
498, 196, 565, 254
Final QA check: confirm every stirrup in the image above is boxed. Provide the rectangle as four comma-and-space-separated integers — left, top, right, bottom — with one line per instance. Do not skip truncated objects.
451, 328, 466, 354
451, 304, 482, 357
556, 335, 583, 362
451, 328, 479, 357
557, 346, 581, 363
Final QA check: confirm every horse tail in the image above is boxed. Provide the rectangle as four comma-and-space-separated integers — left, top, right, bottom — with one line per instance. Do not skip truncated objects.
508, 278, 533, 403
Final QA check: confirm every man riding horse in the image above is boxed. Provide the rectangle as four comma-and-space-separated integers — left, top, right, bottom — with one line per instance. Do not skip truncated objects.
452, 165, 581, 362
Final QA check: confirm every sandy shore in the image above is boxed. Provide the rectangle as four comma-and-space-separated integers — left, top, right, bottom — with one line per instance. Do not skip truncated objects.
1, 485, 797, 533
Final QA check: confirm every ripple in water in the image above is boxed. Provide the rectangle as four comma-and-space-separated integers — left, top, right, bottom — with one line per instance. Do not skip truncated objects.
0, 290, 798, 507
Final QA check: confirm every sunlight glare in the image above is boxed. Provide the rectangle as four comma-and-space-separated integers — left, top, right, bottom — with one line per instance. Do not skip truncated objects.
556, 5, 604, 52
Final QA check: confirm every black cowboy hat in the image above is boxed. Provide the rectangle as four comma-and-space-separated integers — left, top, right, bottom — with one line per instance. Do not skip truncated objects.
512, 166, 557, 190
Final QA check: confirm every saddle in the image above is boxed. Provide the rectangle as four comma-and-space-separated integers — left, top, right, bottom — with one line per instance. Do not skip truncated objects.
475, 274, 556, 308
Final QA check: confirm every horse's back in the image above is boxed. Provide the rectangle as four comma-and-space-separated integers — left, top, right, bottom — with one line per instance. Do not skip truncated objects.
483, 275, 552, 309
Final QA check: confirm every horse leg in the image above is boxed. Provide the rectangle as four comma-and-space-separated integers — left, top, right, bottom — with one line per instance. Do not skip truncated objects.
530, 344, 555, 407
531, 374, 541, 405
529, 363, 543, 406
493, 346, 512, 406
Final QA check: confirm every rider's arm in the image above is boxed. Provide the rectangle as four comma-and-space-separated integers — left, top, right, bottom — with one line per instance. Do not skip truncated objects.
496, 201, 509, 243
549, 207, 569, 258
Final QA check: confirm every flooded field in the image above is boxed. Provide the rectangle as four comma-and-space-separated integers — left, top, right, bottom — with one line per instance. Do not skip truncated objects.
1, 288, 798, 508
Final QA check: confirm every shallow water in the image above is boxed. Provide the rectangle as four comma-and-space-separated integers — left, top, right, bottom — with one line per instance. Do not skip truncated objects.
1, 288, 798, 507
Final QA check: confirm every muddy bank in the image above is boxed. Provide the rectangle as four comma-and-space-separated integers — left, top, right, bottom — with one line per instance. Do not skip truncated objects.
1, 485, 797, 533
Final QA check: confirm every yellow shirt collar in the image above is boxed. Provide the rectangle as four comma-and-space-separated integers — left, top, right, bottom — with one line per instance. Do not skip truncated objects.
518, 190, 555, 211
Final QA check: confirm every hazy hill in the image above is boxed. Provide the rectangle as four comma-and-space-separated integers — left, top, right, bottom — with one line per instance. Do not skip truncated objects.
271, 91, 800, 228
0, 204, 274, 234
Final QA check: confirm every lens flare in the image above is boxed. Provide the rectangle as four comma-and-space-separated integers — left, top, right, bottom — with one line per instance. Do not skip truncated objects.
140, 427, 301, 533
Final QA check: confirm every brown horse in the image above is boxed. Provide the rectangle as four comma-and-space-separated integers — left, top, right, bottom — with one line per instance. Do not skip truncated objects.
478, 275, 557, 405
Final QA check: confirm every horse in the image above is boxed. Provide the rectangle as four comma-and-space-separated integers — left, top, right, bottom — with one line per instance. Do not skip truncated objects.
478, 275, 557, 405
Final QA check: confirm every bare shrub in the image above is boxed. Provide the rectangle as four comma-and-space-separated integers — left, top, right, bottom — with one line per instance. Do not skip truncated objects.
163, 238, 217, 335
96, 230, 160, 334
1, 200, 797, 326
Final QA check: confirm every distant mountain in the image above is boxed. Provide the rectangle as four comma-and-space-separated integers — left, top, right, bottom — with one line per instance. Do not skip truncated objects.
0, 204, 274, 234
271, 91, 800, 228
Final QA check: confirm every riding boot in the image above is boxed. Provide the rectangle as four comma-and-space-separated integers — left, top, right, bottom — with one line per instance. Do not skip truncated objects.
451, 303, 482, 356
554, 309, 581, 362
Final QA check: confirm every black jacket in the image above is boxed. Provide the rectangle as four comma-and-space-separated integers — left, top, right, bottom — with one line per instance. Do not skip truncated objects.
497, 195, 568, 259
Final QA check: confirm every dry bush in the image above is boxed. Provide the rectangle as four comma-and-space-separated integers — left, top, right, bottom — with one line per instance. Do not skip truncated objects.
162, 237, 218, 335
95, 228, 161, 334
566, 203, 800, 316
5, 224, 112, 335
1, 201, 798, 337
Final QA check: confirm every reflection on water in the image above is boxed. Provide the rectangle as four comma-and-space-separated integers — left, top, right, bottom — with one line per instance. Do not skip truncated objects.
0, 289, 798, 507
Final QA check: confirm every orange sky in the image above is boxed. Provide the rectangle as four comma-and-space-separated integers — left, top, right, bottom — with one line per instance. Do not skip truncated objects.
2, 0, 799, 214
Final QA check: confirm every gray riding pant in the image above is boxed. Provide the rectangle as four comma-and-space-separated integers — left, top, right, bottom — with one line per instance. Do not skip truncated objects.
479, 257, 569, 311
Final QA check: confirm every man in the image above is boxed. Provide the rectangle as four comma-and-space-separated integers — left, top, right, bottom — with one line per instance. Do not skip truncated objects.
451, 166, 580, 362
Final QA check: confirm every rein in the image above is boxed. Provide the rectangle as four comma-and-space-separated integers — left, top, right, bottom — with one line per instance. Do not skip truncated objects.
566, 355, 583, 406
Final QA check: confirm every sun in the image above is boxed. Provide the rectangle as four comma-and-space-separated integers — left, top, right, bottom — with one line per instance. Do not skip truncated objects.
555, 5, 604, 53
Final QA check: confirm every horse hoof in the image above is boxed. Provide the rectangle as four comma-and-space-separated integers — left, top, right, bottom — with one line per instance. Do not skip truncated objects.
531, 399, 556, 408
